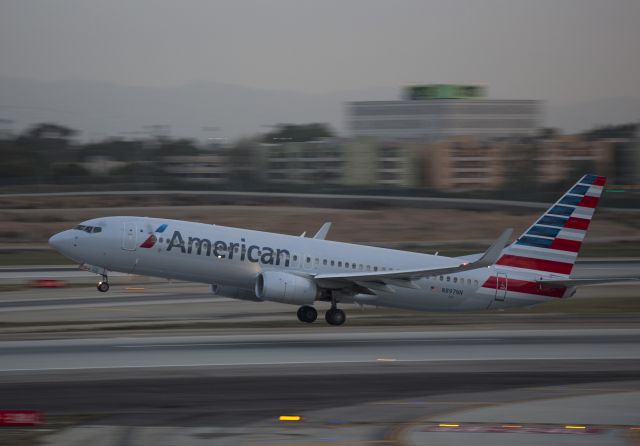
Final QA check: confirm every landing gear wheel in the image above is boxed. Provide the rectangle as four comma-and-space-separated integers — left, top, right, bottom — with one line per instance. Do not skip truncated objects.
297, 305, 318, 323
97, 281, 110, 293
325, 308, 346, 326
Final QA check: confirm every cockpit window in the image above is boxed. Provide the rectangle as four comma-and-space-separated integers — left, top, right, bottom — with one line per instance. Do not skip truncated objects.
74, 224, 102, 233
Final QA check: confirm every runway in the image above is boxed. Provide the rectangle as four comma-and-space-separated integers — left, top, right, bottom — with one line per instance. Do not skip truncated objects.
1, 329, 639, 372
0, 330, 639, 444
0, 263, 639, 444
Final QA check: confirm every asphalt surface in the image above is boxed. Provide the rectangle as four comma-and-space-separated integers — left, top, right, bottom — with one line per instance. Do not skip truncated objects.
0, 262, 638, 444
0, 330, 639, 422
1, 329, 640, 372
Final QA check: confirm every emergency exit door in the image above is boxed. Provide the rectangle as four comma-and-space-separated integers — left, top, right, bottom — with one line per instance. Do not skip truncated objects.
122, 221, 137, 251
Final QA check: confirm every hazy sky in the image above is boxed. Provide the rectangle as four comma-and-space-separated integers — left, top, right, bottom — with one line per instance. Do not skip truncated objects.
1, 0, 639, 104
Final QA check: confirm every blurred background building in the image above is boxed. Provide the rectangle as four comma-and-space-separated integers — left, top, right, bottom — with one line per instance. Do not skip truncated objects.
347, 84, 540, 141
1, 84, 638, 199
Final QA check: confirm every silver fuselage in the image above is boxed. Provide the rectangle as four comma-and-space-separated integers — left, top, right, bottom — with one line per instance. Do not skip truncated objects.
49, 216, 571, 311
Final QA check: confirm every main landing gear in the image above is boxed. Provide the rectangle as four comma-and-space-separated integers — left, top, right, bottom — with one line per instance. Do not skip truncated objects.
296, 305, 346, 326
97, 274, 110, 293
325, 306, 346, 326
325, 292, 346, 326
297, 291, 346, 326
297, 305, 318, 323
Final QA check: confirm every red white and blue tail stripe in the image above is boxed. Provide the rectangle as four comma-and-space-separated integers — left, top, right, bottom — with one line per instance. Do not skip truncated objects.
496, 174, 606, 277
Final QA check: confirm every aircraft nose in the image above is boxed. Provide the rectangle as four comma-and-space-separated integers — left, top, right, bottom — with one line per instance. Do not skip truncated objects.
48, 230, 73, 253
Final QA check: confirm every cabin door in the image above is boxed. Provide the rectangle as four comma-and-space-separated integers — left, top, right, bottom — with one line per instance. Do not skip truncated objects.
495, 273, 507, 301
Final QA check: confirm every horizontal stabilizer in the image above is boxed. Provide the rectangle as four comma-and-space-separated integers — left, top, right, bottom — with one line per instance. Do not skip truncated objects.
538, 277, 640, 287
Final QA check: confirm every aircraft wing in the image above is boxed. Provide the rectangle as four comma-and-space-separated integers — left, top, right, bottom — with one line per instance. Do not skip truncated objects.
537, 277, 640, 287
314, 228, 513, 290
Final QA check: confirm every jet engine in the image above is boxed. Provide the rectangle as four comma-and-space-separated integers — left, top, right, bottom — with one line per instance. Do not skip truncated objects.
255, 271, 318, 305
211, 284, 261, 302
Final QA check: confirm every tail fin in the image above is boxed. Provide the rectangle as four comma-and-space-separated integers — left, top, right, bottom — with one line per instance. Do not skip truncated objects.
497, 174, 606, 277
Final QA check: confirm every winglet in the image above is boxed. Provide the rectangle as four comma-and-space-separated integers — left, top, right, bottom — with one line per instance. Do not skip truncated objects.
472, 228, 513, 268
313, 222, 332, 240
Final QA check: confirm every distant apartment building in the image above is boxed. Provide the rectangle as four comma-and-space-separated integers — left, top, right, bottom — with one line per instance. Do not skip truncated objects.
341, 139, 419, 188
347, 84, 541, 141
421, 134, 625, 192
262, 139, 343, 185
423, 137, 505, 190
260, 138, 420, 188
536, 135, 615, 185
161, 152, 228, 184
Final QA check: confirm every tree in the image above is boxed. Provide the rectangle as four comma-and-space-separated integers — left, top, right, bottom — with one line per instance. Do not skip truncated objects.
154, 138, 200, 157
263, 123, 333, 143
22, 123, 77, 140
51, 163, 90, 177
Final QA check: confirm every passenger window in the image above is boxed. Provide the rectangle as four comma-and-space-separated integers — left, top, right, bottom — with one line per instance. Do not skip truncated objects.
366, 265, 371, 271
467, 279, 471, 285
474, 280, 479, 286
323, 259, 327, 265
338, 261, 342, 267
374, 266, 378, 271
352, 263, 356, 269
446, 276, 450, 282
293, 255, 298, 261
330, 260, 335, 266
359, 264, 363, 270
453, 277, 457, 283
439, 276, 443, 281
345, 262, 350, 268
306, 257, 311, 263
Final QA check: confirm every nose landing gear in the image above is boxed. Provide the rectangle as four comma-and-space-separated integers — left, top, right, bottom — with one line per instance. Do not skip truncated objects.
97, 274, 110, 293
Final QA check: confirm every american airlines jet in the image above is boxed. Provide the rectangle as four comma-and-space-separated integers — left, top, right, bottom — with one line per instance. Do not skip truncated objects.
48, 175, 637, 325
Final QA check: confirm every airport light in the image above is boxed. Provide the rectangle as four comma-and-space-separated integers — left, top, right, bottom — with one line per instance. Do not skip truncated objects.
279, 415, 301, 422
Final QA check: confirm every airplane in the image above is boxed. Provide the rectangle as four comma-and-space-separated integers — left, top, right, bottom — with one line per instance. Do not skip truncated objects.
48, 174, 639, 326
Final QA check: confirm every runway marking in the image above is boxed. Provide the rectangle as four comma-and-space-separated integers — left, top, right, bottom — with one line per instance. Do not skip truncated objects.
0, 298, 222, 312
113, 338, 502, 348
1, 355, 639, 372
372, 401, 494, 406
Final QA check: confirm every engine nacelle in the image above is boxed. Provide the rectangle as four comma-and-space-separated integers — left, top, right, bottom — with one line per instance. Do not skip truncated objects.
211, 284, 261, 302
255, 271, 318, 305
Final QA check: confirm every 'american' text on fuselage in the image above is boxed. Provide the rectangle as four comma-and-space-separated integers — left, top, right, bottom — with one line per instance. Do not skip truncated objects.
167, 230, 291, 267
